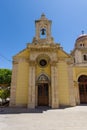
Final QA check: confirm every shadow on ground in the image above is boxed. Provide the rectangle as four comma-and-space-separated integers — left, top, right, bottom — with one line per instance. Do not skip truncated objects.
0, 106, 51, 114
0, 104, 87, 114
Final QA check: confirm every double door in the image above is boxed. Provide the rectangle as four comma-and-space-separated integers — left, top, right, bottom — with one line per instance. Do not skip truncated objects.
38, 83, 49, 106
79, 83, 87, 103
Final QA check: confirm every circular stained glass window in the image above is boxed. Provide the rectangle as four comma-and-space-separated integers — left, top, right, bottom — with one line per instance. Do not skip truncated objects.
39, 59, 47, 67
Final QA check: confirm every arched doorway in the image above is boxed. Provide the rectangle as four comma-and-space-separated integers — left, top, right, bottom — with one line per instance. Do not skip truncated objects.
37, 74, 49, 106
78, 75, 87, 103
38, 83, 49, 106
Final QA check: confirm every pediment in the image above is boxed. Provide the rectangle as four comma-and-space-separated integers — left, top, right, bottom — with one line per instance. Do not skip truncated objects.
58, 49, 71, 58
13, 48, 29, 58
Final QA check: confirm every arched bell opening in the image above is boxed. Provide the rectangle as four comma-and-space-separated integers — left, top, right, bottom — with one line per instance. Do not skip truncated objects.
40, 28, 47, 39
78, 75, 87, 104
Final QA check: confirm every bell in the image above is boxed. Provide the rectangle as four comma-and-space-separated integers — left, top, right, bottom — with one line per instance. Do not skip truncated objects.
41, 28, 45, 35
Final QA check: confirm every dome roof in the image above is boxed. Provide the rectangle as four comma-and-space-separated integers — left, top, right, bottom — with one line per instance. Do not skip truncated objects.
75, 33, 87, 48
76, 34, 87, 42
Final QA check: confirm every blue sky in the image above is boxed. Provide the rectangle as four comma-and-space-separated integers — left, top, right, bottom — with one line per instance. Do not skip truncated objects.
0, 0, 87, 69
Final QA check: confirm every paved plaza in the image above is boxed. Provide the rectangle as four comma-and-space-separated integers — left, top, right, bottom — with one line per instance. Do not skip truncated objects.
0, 105, 87, 130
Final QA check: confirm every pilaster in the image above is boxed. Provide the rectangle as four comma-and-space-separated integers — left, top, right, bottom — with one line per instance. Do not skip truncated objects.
74, 81, 80, 104
51, 62, 59, 108
28, 61, 36, 108
68, 65, 76, 106
10, 62, 18, 107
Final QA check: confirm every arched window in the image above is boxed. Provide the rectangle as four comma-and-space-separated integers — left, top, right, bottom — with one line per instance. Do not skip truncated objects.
80, 43, 84, 47
74, 58, 75, 63
83, 55, 87, 61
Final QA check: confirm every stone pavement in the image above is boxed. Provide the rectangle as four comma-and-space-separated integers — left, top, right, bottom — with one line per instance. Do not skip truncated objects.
0, 105, 87, 130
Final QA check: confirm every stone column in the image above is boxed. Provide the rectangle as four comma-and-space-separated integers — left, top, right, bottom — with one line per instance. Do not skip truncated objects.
74, 81, 80, 105
68, 65, 76, 106
51, 62, 59, 108
49, 85, 51, 107
10, 61, 18, 107
28, 62, 36, 108
35, 85, 38, 106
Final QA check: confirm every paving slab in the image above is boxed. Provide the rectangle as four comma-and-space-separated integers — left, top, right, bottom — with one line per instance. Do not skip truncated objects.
0, 105, 87, 130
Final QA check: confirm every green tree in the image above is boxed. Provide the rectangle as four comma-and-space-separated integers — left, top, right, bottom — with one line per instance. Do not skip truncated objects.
0, 69, 11, 105
0, 69, 12, 86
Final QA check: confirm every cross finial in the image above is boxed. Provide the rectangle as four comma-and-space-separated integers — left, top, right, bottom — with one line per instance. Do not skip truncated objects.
82, 30, 84, 34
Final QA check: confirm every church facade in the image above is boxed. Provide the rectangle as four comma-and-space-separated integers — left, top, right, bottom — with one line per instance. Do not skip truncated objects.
10, 14, 87, 108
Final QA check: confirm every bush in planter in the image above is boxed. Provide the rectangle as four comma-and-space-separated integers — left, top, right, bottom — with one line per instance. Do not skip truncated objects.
0, 88, 10, 105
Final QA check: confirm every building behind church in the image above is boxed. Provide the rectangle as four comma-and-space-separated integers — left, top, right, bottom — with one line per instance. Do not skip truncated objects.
10, 14, 87, 108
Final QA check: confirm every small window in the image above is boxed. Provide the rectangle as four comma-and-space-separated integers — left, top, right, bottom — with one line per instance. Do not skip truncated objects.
74, 58, 75, 63
39, 59, 47, 67
83, 55, 87, 61
80, 43, 84, 47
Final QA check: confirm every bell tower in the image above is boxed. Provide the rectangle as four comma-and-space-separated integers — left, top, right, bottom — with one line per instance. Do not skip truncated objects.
32, 14, 54, 44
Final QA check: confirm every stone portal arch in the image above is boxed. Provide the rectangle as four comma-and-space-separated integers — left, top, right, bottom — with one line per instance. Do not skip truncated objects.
36, 74, 50, 106
37, 74, 50, 83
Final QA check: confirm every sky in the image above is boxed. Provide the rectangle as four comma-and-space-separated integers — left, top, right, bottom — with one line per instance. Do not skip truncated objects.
0, 0, 87, 69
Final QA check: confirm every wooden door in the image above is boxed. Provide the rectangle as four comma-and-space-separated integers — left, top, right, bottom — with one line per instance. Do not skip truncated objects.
38, 83, 49, 106
79, 83, 87, 103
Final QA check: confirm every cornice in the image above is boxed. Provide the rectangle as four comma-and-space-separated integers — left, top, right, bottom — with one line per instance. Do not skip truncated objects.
50, 61, 57, 66
29, 60, 36, 66
13, 57, 29, 64
27, 43, 61, 53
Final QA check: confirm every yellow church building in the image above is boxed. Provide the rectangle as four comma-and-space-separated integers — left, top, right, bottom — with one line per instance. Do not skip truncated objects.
10, 14, 87, 108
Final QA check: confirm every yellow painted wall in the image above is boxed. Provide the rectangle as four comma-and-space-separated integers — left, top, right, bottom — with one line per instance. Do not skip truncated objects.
14, 48, 74, 107
14, 48, 30, 58
58, 49, 70, 58
16, 61, 29, 106
57, 61, 70, 105
74, 66, 87, 80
